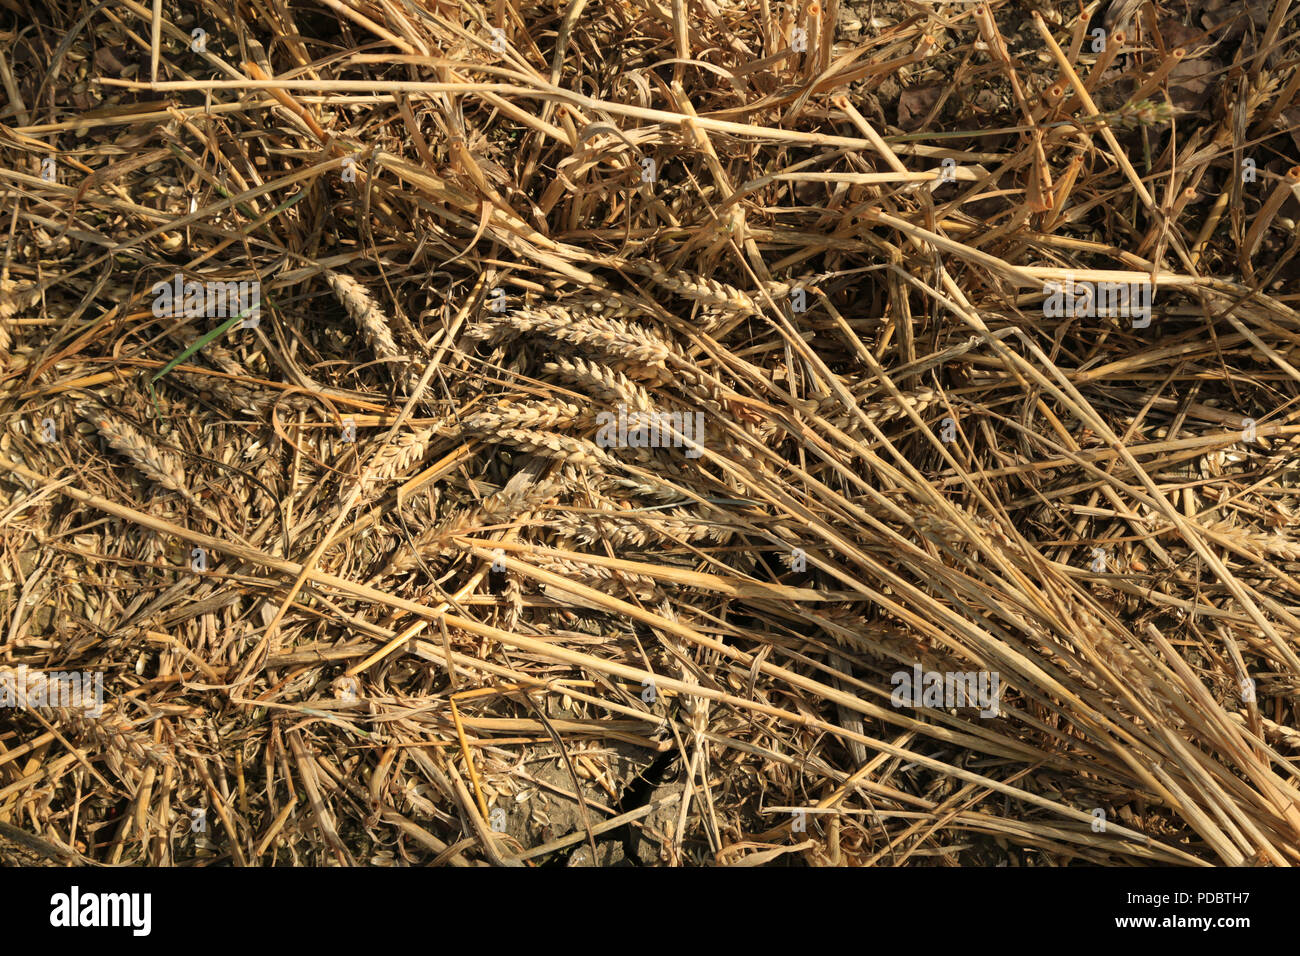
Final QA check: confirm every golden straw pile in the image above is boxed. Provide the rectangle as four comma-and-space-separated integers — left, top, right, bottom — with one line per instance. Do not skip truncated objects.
1, 0, 1299, 865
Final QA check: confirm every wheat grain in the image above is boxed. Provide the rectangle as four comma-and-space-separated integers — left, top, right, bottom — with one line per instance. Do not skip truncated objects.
465, 304, 578, 343
179, 346, 314, 414
328, 271, 400, 358
177, 369, 305, 415
353, 428, 434, 506
561, 294, 644, 320
504, 573, 523, 629
596, 475, 691, 503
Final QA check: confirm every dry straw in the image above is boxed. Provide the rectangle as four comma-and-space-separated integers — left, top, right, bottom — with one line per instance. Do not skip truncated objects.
2, 0, 1299, 870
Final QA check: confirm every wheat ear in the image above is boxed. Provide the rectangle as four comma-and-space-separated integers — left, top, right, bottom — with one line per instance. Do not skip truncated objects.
470, 308, 679, 381
77, 402, 196, 503
624, 260, 759, 315
548, 509, 732, 547
326, 271, 422, 391
542, 356, 658, 413
494, 428, 617, 467
460, 400, 591, 433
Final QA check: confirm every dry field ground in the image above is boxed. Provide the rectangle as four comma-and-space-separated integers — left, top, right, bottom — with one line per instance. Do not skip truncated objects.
0, 0, 1299, 867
